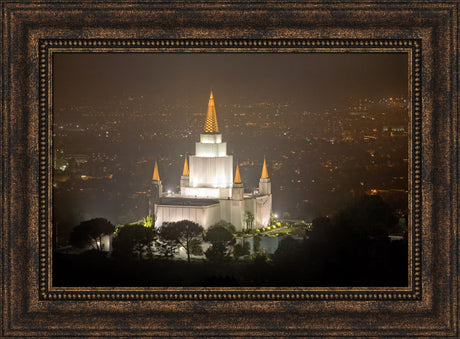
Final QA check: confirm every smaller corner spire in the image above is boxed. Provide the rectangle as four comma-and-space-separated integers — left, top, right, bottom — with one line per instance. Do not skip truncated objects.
261, 157, 269, 179
152, 161, 160, 181
234, 163, 242, 184
182, 157, 189, 176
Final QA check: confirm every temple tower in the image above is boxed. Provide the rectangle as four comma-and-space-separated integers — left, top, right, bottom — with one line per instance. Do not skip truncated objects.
150, 91, 272, 231
182, 91, 233, 199
232, 164, 244, 201
259, 157, 271, 195
148, 161, 162, 216
180, 157, 190, 194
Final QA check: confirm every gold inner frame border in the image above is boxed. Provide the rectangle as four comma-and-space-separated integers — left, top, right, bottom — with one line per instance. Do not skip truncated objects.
38, 38, 422, 301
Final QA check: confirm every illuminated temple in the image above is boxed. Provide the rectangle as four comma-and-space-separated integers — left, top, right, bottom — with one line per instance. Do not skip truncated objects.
149, 91, 272, 231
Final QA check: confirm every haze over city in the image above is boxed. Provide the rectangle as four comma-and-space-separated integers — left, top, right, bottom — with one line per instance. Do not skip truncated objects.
53, 52, 408, 239
55, 53, 408, 111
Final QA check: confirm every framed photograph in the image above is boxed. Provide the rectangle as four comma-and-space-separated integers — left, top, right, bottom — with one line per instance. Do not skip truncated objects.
2, 1, 458, 337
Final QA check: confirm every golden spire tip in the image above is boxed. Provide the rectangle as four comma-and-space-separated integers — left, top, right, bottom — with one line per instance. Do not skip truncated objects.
261, 158, 269, 179
152, 161, 160, 181
204, 91, 219, 133
234, 164, 242, 184
182, 157, 189, 176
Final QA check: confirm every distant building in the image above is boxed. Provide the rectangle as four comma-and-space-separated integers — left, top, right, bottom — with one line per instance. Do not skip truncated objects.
149, 91, 272, 231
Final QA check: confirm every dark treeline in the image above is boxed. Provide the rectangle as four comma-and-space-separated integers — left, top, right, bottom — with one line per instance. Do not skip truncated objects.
54, 195, 408, 287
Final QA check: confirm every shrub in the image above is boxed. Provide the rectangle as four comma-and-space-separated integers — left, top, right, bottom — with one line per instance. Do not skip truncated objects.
233, 241, 250, 258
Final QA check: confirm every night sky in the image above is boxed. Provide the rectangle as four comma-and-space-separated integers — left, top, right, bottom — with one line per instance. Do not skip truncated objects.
54, 53, 408, 112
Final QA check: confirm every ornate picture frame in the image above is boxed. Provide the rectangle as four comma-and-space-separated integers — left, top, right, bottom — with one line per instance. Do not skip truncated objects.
2, 1, 458, 336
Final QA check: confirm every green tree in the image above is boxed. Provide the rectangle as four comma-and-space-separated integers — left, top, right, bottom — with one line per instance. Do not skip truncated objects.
188, 238, 204, 257
112, 223, 157, 259
332, 194, 398, 238
69, 218, 115, 252
253, 235, 261, 253
143, 214, 155, 228
211, 220, 237, 234
205, 225, 234, 243
155, 236, 177, 259
308, 216, 333, 243
301, 195, 401, 285
204, 225, 235, 262
158, 220, 204, 263
203, 242, 227, 262
273, 236, 304, 265
245, 212, 254, 230
233, 240, 250, 259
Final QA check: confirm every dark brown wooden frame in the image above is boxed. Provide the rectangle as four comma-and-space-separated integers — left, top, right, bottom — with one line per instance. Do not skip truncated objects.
1, 0, 458, 336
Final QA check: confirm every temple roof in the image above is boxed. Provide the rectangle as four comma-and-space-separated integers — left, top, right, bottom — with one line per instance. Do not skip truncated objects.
158, 197, 219, 206
152, 161, 160, 181
203, 91, 219, 133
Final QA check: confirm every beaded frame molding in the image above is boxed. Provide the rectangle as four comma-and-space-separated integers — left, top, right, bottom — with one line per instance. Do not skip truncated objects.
2, 1, 458, 337
39, 38, 421, 301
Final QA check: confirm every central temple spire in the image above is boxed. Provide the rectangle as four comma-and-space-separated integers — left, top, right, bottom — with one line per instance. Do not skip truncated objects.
203, 90, 219, 133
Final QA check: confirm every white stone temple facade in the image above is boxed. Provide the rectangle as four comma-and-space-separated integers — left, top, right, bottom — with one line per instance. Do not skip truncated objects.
149, 91, 272, 231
